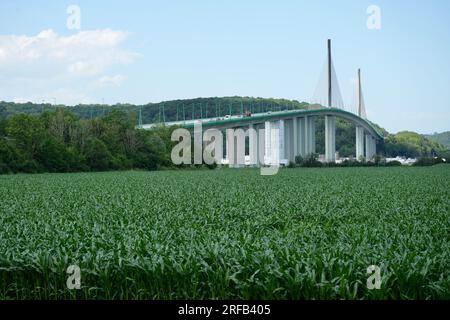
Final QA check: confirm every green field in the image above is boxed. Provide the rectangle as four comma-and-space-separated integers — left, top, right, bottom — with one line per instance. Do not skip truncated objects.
0, 166, 449, 299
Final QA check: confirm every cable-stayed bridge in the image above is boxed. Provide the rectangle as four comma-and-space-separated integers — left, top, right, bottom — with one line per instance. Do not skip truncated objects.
141, 40, 382, 165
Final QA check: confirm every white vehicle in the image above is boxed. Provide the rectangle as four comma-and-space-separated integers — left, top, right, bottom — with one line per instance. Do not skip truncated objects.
224, 115, 231, 119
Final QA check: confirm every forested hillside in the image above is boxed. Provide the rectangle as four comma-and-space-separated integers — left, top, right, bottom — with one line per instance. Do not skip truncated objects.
381, 131, 449, 158
425, 131, 450, 149
0, 97, 448, 174
0, 97, 309, 124
0, 109, 174, 174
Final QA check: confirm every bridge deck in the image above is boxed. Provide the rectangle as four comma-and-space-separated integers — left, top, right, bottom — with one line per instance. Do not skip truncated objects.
140, 108, 384, 140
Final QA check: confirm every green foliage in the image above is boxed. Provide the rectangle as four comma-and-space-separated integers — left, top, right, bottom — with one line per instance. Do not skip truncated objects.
385, 160, 402, 166
1, 98, 448, 173
338, 159, 362, 167
0, 97, 309, 124
0, 138, 28, 173
294, 153, 322, 167
205, 162, 218, 170
311, 119, 448, 159
380, 131, 447, 158
0, 167, 449, 299
6, 113, 44, 155
287, 161, 296, 168
413, 157, 445, 166
312, 117, 357, 157
424, 131, 450, 149
84, 138, 112, 171
35, 133, 72, 172
0, 109, 174, 174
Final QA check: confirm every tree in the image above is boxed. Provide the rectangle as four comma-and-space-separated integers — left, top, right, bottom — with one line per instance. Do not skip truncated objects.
0, 138, 24, 173
6, 113, 43, 157
84, 138, 113, 171
35, 133, 76, 172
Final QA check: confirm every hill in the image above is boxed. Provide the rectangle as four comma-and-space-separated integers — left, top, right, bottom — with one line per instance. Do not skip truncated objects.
0, 97, 310, 124
380, 131, 448, 158
0, 97, 448, 173
424, 131, 450, 149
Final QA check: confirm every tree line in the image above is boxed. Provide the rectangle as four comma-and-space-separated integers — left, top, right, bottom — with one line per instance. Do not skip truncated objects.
0, 98, 448, 174
0, 97, 309, 125
0, 109, 174, 174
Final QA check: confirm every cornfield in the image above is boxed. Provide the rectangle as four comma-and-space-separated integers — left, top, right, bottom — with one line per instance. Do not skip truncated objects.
0, 166, 449, 299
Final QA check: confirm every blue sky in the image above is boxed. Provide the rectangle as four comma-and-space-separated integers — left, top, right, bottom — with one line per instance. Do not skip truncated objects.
0, 0, 449, 133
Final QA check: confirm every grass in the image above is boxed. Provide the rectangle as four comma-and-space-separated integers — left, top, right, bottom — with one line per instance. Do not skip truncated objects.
0, 166, 449, 299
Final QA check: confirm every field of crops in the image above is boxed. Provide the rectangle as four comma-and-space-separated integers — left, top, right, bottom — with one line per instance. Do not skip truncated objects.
0, 166, 449, 299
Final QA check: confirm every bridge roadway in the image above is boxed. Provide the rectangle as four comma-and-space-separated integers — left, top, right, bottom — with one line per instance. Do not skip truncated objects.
141, 108, 383, 166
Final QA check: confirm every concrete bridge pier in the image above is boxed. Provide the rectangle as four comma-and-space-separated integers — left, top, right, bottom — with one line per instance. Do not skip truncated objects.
191, 108, 380, 167
264, 121, 272, 165
248, 123, 258, 166
226, 128, 235, 167
292, 117, 299, 160
226, 128, 246, 168
308, 116, 316, 155
325, 115, 336, 162
298, 117, 306, 157
264, 120, 288, 166
365, 134, 376, 161
284, 119, 294, 163
356, 126, 365, 161
304, 116, 316, 156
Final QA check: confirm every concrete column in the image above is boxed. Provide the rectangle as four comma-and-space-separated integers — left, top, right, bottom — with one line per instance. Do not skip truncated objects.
226, 128, 245, 167
309, 117, 316, 154
234, 134, 240, 167
365, 134, 373, 161
298, 117, 306, 157
257, 123, 265, 166
249, 123, 258, 166
304, 116, 316, 155
264, 120, 286, 166
370, 136, 376, 160
305, 116, 311, 155
325, 115, 336, 162
284, 119, 294, 162
270, 121, 279, 165
356, 126, 364, 161
226, 129, 235, 167
236, 128, 246, 167
264, 121, 271, 165
225, 132, 229, 163
279, 120, 286, 165
372, 137, 377, 159
293, 117, 299, 160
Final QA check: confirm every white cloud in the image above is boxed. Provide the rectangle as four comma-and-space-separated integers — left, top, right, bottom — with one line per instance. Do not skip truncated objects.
97, 74, 127, 87
11, 88, 96, 106
12, 97, 30, 104
0, 29, 137, 105
0, 29, 136, 77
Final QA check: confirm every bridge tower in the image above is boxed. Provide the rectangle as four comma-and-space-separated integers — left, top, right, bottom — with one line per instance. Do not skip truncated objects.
324, 39, 336, 163
354, 68, 376, 161
355, 69, 365, 160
